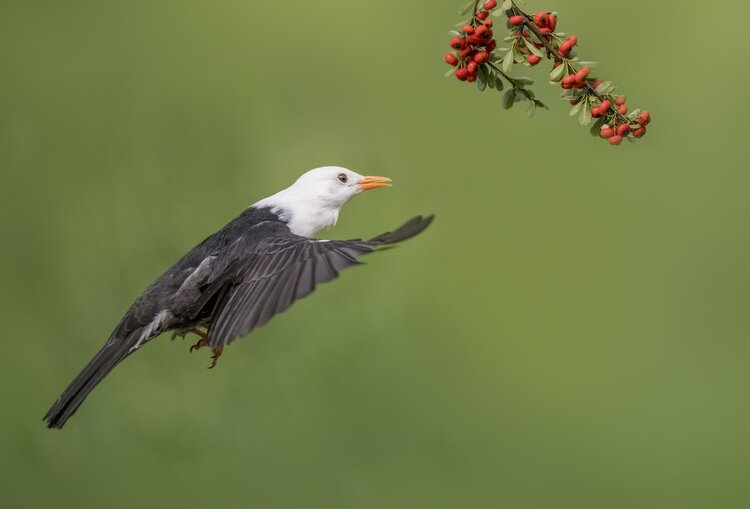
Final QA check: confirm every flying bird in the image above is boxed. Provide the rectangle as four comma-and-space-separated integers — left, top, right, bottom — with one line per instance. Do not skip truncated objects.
44, 166, 433, 429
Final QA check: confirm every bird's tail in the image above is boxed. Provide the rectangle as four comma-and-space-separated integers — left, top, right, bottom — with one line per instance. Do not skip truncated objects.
43, 330, 140, 429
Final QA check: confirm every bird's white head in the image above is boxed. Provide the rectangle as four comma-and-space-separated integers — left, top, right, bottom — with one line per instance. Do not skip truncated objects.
253, 166, 392, 237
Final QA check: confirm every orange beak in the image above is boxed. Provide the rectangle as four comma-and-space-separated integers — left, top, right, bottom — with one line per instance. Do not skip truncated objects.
358, 175, 392, 191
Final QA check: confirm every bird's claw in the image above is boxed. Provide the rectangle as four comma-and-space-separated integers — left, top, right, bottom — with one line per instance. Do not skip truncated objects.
190, 337, 208, 353
208, 348, 223, 369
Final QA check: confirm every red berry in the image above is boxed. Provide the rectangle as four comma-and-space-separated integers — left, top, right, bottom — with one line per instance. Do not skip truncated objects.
600, 127, 615, 138
467, 35, 481, 45
459, 47, 474, 58
617, 105, 628, 115
570, 98, 580, 106
509, 15, 525, 26
444, 52, 459, 66
591, 107, 603, 118
615, 96, 626, 106
639, 111, 651, 125
486, 40, 497, 52
574, 66, 590, 84
599, 100, 611, 111
461, 25, 475, 35
548, 14, 557, 31
473, 51, 490, 63
455, 68, 469, 81
528, 54, 541, 66
554, 61, 561, 68
467, 61, 479, 73
617, 124, 631, 136
467, 74, 477, 82
534, 12, 551, 28
476, 10, 489, 20
484, 0, 497, 9
484, 19, 493, 28
539, 27, 553, 34
559, 41, 572, 55
475, 25, 489, 38
633, 127, 647, 138
450, 36, 465, 50
591, 78, 603, 88
567, 35, 578, 46
608, 135, 623, 145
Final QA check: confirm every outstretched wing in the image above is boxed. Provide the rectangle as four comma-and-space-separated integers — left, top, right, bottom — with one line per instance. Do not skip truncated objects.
205, 215, 433, 349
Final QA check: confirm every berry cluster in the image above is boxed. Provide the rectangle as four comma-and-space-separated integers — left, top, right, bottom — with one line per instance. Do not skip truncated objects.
444, 0, 499, 83
444, 0, 651, 146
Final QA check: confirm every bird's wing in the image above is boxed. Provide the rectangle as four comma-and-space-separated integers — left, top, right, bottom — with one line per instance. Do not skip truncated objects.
205, 215, 433, 349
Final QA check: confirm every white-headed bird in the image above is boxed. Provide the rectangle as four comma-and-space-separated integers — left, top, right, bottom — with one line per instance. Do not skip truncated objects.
44, 166, 433, 428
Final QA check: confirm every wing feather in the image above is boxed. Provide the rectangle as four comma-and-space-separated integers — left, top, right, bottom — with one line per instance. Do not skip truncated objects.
204, 215, 433, 349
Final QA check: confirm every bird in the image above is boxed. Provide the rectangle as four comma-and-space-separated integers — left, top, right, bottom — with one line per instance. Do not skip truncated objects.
44, 166, 433, 429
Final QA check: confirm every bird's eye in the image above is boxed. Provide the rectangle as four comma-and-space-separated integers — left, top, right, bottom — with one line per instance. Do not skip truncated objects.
337, 173, 348, 184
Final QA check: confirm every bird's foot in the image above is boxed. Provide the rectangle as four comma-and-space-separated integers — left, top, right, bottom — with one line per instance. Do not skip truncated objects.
172, 324, 208, 342
190, 336, 208, 353
208, 348, 223, 369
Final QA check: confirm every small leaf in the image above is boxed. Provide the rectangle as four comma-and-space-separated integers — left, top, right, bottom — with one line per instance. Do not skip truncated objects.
444, 68, 455, 77
501, 0, 513, 11
596, 81, 614, 95
578, 102, 592, 126
590, 117, 605, 137
478, 64, 490, 85
495, 76, 504, 90
527, 101, 536, 118
525, 40, 544, 58
549, 64, 565, 82
458, 0, 475, 15
502, 89, 516, 109
569, 100, 583, 117
577, 61, 599, 68
502, 49, 514, 74
476, 73, 487, 92
515, 77, 534, 86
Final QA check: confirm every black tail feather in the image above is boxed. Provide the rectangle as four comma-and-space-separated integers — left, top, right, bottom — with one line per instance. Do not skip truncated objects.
43, 336, 135, 429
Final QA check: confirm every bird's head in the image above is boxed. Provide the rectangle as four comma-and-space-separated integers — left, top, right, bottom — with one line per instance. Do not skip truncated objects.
253, 166, 392, 237
291, 166, 392, 207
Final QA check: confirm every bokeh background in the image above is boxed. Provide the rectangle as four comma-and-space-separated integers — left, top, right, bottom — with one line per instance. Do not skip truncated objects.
2, 0, 749, 507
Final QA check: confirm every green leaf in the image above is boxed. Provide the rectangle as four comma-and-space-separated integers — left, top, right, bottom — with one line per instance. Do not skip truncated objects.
502, 49, 514, 74
569, 99, 583, 117
525, 40, 544, 58
458, 0, 475, 15
476, 72, 487, 92
502, 89, 516, 109
590, 117, 605, 137
515, 77, 534, 86
578, 102, 592, 126
444, 68, 455, 77
595, 81, 615, 95
527, 100, 536, 118
495, 75, 504, 90
479, 64, 491, 86
549, 64, 565, 82
577, 61, 599, 68
501, 0, 513, 11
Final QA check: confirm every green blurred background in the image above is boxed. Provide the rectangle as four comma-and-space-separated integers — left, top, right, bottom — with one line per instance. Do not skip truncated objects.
2, 0, 749, 507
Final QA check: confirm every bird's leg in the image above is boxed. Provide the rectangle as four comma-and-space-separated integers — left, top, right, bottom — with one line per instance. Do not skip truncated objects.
208, 348, 223, 369
171, 323, 209, 341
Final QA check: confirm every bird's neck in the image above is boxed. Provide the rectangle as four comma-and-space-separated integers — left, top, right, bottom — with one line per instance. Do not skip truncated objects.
252, 189, 340, 238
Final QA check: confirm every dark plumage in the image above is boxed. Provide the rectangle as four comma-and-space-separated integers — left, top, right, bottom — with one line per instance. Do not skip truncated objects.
44, 166, 432, 428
